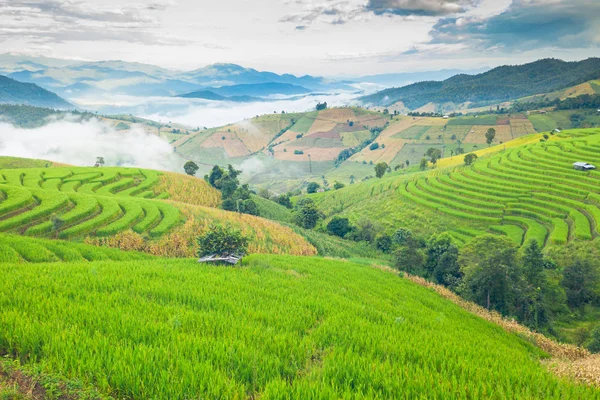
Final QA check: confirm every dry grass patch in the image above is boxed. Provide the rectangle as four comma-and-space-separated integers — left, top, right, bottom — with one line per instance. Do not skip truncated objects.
154, 172, 221, 207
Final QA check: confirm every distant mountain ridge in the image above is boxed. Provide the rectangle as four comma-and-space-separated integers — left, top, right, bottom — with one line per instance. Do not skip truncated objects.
176, 82, 311, 102
360, 58, 600, 110
0, 75, 72, 109
0, 55, 347, 100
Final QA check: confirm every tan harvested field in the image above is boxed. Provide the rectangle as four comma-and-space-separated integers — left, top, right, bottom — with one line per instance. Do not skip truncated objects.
354, 113, 389, 128
201, 131, 251, 158
510, 118, 537, 136
464, 125, 512, 144
317, 108, 357, 123
351, 138, 408, 164
414, 102, 437, 113
308, 118, 338, 135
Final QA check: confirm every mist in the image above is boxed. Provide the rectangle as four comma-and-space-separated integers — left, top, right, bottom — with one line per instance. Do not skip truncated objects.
73, 87, 372, 129
0, 118, 183, 172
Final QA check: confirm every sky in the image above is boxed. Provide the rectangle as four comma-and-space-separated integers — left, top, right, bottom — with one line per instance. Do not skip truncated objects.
0, 0, 599, 76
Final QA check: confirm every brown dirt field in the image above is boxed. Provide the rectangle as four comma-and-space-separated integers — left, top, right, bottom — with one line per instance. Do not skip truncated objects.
273, 146, 346, 161
496, 117, 510, 125
317, 108, 356, 123
308, 131, 340, 139
378, 117, 415, 139
354, 114, 389, 127
307, 118, 337, 135
510, 119, 536, 137
276, 129, 303, 144
414, 102, 437, 113
414, 117, 447, 126
350, 138, 407, 164
464, 125, 512, 144
331, 122, 365, 134
202, 131, 251, 158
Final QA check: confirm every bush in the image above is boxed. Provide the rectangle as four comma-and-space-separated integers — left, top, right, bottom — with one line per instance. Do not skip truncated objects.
393, 228, 412, 245
464, 153, 478, 166
376, 234, 393, 253
369, 143, 380, 151
294, 150, 304, 155
307, 182, 320, 193
196, 224, 249, 257
588, 325, 600, 353
327, 217, 352, 238
333, 181, 345, 190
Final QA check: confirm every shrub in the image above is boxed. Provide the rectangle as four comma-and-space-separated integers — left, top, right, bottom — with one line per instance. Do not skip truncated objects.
307, 182, 320, 194
369, 143, 380, 151
464, 153, 478, 166
327, 217, 352, 238
196, 224, 249, 257
588, 325, 600, 353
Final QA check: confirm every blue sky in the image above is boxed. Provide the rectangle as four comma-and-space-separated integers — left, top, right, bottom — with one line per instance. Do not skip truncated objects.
0, 0, 598, 75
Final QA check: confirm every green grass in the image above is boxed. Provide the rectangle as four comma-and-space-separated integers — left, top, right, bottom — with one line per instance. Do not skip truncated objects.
391, 125, 431, 139
0, 254, 596, 399
447, 115, 498, 125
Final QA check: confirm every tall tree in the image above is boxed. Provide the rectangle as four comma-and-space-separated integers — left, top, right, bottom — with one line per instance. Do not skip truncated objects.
485, 128, 496, 146
374, 162, 388, 178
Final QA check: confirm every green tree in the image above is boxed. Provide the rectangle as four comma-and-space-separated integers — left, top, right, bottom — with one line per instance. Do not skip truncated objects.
485, 128, 496, 146
306, 182, 320, 194
348, 217, 381, 243
419, 158, 428, 170
327, 217, 352, 238
374, 162, 388, 178
196, 224, 249, 257
183, 161, 199, 176
458, 235, 520, 312
275, 194, 293, 209
393, 246, 425, 275
562, 259, 599, 309
464, 153, 478, 166
294, 198, 322, 229
333, 181, 345, 190
393, 228, 412, 245
426, 148, 442, 165
376, 234, 393, 253
588, 325, 600, 353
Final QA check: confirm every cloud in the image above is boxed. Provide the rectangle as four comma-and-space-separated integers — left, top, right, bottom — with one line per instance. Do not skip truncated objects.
280, 1, 369, 27
0, 0, 188, 45
366, 0, 480, 16
429, 0, 600, 50
0, 117, 183, 171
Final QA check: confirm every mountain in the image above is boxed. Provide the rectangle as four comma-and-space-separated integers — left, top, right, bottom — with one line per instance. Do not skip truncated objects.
360, 58, 600, 110
356, 68, 489, 88
176, 90, 260, 102
208, 82, 311, 97
0, 75, 73, 109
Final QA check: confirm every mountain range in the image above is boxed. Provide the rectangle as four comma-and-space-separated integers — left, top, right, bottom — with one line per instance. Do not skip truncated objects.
0, 75, 72, 109
360, 58, 600, 111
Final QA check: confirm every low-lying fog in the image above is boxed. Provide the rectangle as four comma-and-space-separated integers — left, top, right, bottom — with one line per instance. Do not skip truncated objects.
0, 118, 184, 172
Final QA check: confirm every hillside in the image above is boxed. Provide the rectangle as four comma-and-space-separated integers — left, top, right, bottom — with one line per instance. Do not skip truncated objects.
0, 254, 597, 398
360, 58, 600, 111
0, 165, 316, 257
309, 128, 600, 247
0, 75, 72, 109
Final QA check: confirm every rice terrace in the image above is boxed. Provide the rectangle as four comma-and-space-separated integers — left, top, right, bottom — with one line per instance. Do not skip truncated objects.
2, 1, 600, 399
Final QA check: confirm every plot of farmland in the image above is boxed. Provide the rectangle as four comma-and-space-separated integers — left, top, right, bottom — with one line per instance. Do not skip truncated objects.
448, 115, 498, 125
273, 146, 346, 161
510, 118, 537, 137
289, 115, 317, 134
317, 107, 356, 123
392, 125, 431, 139
464, 125, 512, 144
340, 130, 371, 147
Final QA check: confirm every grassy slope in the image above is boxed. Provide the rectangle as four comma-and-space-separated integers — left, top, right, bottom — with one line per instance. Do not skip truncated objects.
0, 164, 316, 257
0, 254, 596, 399
310, 128, 600, 248
0, 156, 57, 169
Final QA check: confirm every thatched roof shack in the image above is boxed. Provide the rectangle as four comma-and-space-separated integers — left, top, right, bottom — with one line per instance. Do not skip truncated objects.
198, 253, 243, 265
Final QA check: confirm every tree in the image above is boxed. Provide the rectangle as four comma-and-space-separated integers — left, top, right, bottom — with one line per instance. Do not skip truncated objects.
294, 198, 322, 229
562, 259, 599, 309
374, 162, 388, 178
376, 234, 393, 253
393, 246, 425, 275
464, 153, 478, 166
333, 181, 345, 190
316, 102, 328, 111
425, 148, 442, 165
458, 235, 520, 313
327, 217, 352, 238
485, 128, 496, 146
588, 325, 600, 353
522, 240, 546, 288
348, 217, 381, 243
393, 228, 412, 245
206, 165, 224, 187
239, 199, 259, 216
95, 156, 105, 167
419, 158, 428, 170
275, 194, 293, 209
183, 161, 199, 176
196, 224, 249, 257
369, 142, 380, 150
306, 182, 320, 194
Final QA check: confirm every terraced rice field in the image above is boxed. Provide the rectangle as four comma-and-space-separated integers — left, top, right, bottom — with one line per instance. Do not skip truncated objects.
0, 167, 209, 240
400, 130, 600, 247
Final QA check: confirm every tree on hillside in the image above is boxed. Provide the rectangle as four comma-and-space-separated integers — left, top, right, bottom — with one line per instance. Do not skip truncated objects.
393, 228, 413, 245
425, 148, 442, 165
275, 194, 293, 209
419, 158, 428, 170
464, 153, 478, 166
327, 217, 352, 238
306, 182, 321, 193
196, 224, 249, 257
183, 161, 199, 176
294, 198, 322, 229
485, 128, 496, 146
375, 162, 388, 178
316, 102, 328, 111
95, 156, 105, 167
